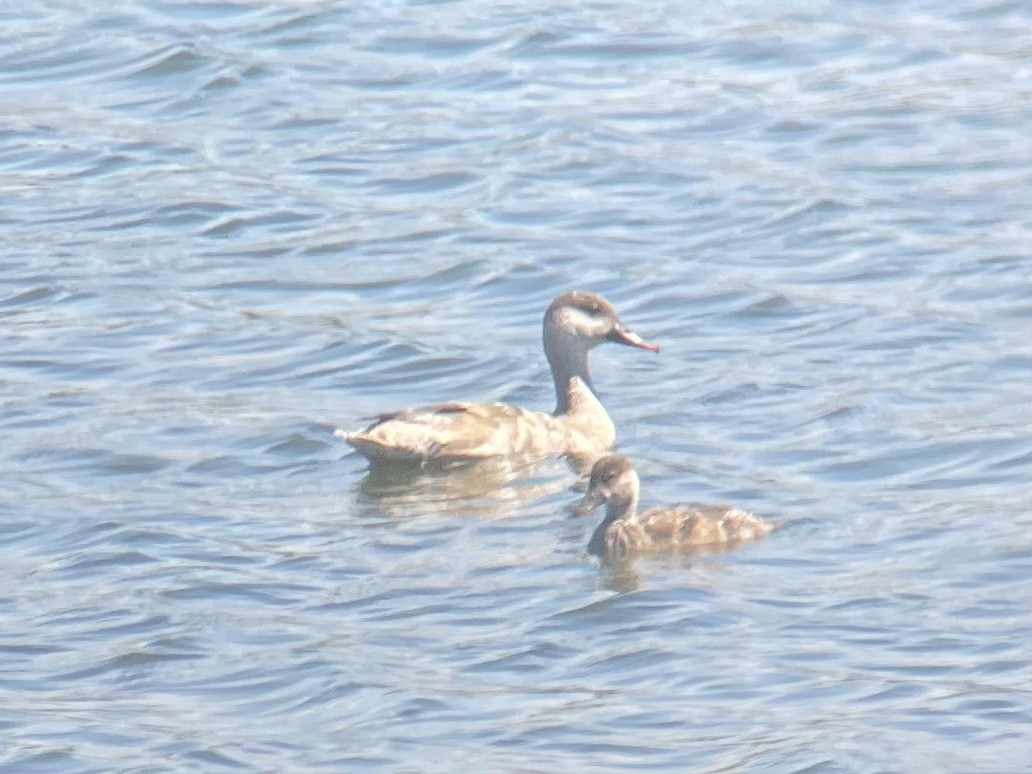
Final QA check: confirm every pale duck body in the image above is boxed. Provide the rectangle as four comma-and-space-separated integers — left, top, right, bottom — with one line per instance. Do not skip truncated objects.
574, 455, 775, 560
337, 292, 658, 463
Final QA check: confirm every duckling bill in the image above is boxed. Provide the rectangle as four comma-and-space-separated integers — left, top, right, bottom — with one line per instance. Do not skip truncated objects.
574, 454, 774, 560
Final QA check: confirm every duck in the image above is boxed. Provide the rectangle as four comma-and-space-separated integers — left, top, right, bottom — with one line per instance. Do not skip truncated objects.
573, 454, 774, 560
336, 291, 658, 463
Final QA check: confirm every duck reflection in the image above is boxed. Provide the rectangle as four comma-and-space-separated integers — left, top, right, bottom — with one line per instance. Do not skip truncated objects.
354, 453, 582, 518
596, 559, 644, 593
592, 546, 749, 593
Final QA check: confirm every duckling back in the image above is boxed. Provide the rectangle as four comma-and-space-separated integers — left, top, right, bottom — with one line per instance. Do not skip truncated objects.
641, 504, 774, 550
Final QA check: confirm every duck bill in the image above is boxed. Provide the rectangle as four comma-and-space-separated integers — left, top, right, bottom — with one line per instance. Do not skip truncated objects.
572, 488, 606, 516
607, 325, 660, 352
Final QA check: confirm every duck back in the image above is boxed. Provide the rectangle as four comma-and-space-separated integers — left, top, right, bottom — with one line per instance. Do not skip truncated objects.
342, 377, 616, 463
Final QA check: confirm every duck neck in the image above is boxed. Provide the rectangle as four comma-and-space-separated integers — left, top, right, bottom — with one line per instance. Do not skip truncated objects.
589, 495, 639, 557
603, 493, 639, 526
545, 328, 592, 415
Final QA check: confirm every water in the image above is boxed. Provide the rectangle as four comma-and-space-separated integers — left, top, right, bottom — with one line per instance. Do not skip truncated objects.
2, 1, 1031, 771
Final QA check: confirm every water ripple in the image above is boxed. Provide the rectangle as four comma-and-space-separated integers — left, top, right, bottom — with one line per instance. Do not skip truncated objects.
2, 0, 1031, 771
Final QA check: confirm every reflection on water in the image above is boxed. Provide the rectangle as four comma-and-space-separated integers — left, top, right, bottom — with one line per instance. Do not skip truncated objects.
597, 560, 644, 593
355, 453, 578, 517
589, 525, 785, 593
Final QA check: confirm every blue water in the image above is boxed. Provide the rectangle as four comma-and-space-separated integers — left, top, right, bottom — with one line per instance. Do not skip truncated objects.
2, 1, 1031, 771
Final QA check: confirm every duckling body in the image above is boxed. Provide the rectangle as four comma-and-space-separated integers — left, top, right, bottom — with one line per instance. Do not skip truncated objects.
338, 292, 658, 463
575, 455, 774, 560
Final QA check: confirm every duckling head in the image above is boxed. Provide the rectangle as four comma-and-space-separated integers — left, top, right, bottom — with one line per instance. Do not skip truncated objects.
573, 454, 641, 519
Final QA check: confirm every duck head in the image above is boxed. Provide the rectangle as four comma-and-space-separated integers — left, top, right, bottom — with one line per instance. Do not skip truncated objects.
544, 291, 658, 413
545, 290, 659, 354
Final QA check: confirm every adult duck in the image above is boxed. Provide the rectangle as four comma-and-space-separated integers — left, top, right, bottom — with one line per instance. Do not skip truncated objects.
574, 454, 774, 559
337, 291, 658, 463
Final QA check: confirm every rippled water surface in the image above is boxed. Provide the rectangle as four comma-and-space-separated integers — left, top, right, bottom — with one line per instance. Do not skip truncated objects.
3, 1, 1031, 771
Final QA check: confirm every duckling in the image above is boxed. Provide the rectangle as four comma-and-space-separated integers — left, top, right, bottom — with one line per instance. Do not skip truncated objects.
337, 291, 658, 463
573, 454, 774, 560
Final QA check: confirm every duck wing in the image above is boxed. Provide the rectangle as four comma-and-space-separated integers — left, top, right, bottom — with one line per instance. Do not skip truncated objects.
338, 401, 567, 462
